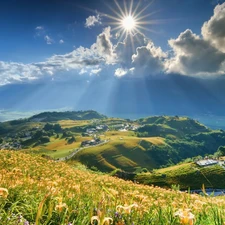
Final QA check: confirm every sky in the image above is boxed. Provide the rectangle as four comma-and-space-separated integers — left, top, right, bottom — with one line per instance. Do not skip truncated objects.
0, 0, 225, 118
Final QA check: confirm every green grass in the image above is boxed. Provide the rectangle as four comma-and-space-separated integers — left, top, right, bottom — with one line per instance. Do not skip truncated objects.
30, 135, 93, 159
72, 138, 158, 172
57, 120, 91, 128
136, 162, 225, 189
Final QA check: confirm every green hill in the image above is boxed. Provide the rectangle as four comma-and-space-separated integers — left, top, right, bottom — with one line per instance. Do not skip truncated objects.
1, 112, 225, 178
137, 116, 209, 137
72, 139, 158, 172
29, 110, 106, 122
135, 162, 225, 190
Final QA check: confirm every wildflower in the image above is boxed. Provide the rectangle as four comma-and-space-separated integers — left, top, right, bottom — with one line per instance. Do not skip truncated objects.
116, 203, 138, 214
0, 188, 8, 198
175, 208, 195, 225
55, 202, 67, 212
55, 197, 67, 212
24, 220, 29, 225
91, 215, 113, 225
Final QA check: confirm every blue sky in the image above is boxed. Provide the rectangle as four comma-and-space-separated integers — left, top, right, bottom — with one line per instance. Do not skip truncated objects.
0, 0, 225, 117
0, 0, 223, 63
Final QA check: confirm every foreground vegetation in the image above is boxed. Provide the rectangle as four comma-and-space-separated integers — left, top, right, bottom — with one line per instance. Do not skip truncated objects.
1, 150, 225, 225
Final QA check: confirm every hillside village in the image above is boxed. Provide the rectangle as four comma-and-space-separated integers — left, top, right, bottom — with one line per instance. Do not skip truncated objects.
1, 111, 225, 178
0, 118, 141, 150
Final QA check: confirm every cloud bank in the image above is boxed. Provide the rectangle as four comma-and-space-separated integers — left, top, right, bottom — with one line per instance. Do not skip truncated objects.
0, 3, 225, 86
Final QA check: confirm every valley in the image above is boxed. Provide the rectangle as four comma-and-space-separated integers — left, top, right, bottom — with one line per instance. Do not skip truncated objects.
1, 110, 225, 190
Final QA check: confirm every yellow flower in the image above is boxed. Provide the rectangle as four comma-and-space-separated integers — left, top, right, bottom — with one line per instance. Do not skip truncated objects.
91, 215, 113, 225
55, 203, 67, 212
175, 208, 195, 225
55, 197, 67, 212
0, 188, 8, 198
116, 203, 138, 214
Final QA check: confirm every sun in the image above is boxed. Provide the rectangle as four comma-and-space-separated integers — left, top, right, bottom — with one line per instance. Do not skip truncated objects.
102, 0, 160, 41
122, 15, 136, 31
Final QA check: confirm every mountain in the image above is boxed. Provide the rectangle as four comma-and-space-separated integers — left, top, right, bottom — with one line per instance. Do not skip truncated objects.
29, 110, 107, 122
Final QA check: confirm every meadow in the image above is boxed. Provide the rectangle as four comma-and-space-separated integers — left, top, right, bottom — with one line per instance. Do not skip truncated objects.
1, 150, 225, 225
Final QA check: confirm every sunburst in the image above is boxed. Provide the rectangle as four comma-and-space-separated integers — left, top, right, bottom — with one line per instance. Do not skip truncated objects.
103, 0, 160, 41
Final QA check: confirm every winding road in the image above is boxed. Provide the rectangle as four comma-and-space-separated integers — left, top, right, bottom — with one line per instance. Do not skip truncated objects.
57, 139, 109, 161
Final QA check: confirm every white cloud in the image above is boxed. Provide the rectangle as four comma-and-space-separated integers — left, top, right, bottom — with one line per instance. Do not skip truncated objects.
165, 3, 225, 76
44, 35, 54, 45
91, 27, 115, 64
0, 27, 116, 86
35, 26, 45, 37
114, 68, 128, 77
91, 68, 102, 75
85, 14, 101, 28
115, 33, 148, 67
79, 68, 87, 75
0, 61, 42, 86
35, 26, 44, 31
166, 29, 225, 75
114, 33, 166, 76
2, 3, 225, 87
202, 3, 225, 52
131, 41, 166, 75
59, 39, 64, 44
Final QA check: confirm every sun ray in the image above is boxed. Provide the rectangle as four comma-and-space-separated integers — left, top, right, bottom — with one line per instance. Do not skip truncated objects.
123, 0, 129, 16
104, 3, 124, 21
132, 0, 141, 17
114, 0, 126, 18
135, 9, 162, 21
129, 0, 134, 16
135, 25, 159, 34
134, 0, 155, 19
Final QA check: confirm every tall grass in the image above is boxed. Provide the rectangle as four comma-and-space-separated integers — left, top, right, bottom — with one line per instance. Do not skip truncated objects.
0, 150, 225, 225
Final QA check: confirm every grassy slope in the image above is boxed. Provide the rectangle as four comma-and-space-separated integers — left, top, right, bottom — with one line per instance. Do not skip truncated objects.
2, 150, 225, 225
73, 132, 165, 172
136, 162, 225, 189
58, 120, 90, 129
30, 135, 93, 158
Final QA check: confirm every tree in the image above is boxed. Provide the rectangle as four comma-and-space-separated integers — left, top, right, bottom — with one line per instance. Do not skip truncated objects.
53, 124, 62, 133
218, 146, 225, 156
40, 136, 50, 144
43, 123, 53, 131
67, 136, 76, 144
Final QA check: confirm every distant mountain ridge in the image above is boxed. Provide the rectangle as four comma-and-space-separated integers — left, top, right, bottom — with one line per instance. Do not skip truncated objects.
29, 110, 107, 122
